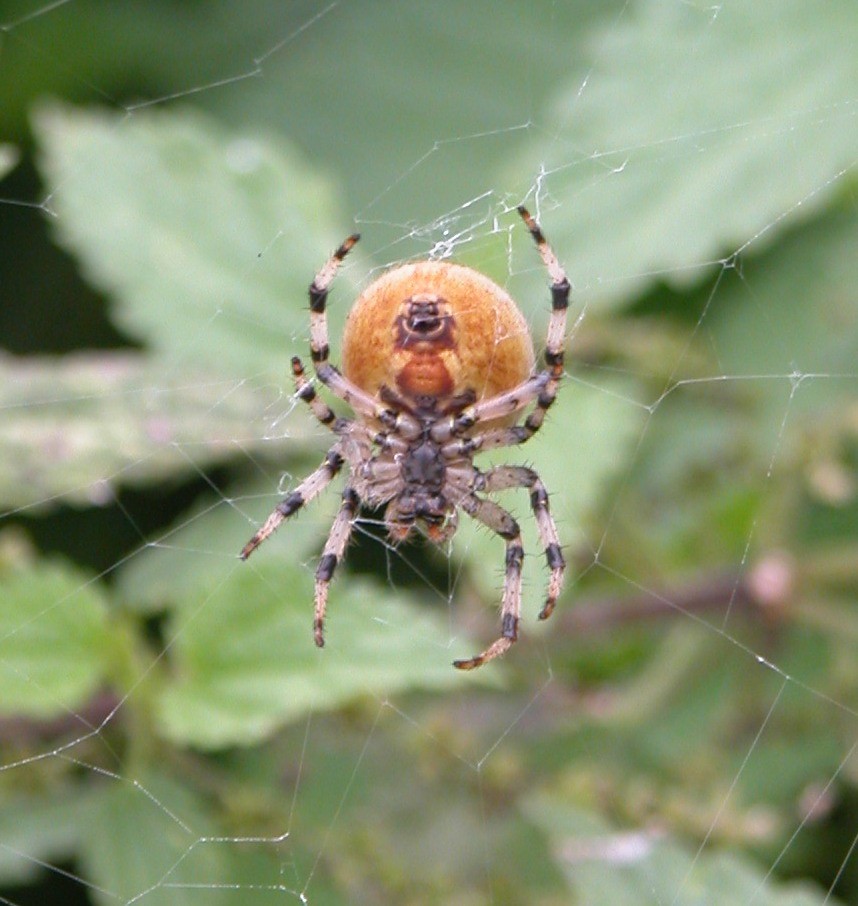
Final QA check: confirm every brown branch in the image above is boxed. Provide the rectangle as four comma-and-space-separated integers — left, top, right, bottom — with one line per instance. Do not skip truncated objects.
555, 554, 794, 637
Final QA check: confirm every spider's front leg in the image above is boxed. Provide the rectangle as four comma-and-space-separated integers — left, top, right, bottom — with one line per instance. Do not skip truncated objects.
453, 495, 524, 670
517, 204, 570, 385
431, 205, 570, 445
507, 204, 570, 439
306, 233, 421, 437
291, 355, 351, 434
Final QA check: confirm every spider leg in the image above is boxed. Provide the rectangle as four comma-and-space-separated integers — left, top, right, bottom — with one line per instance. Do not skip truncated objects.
437, 373, 552, 435
307, 234, 422, 437
517, 205, 569, 384
453, 495, 524, 670
291, 355, 350, 433
510, 204, 570, 436
292, 356, 410, 473
480, 465, 565, 620
308, 232, 360, 370
239, 446, 344, 560
313, 486, 359, 647
431, 206, 569, 443
440, 424, 530, 459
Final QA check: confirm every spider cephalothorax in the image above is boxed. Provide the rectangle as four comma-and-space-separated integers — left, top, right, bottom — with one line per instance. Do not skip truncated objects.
241, 207, 569, 669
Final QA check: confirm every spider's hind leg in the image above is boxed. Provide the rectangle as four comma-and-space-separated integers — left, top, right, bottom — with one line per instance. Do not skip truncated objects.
481, 464, 565, 620
453, 495, 524, 670
239, 446, 344, 560
313, 485, 360, 647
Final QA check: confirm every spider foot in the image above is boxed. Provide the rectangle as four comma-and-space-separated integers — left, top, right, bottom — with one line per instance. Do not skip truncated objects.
454, 614, 518, 670
453, 636, 515, 671
538, 599, 556, 621
239, 537, 261, 561
238, 528, 277, 562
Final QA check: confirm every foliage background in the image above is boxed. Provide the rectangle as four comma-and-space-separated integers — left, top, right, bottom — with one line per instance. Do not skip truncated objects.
1, 1, 857, 903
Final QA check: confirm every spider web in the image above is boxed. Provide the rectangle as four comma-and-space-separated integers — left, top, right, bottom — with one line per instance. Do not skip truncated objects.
1, 0, 857, 903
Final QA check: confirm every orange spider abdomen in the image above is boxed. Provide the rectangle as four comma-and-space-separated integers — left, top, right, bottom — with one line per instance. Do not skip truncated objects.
341, 261, 534, 413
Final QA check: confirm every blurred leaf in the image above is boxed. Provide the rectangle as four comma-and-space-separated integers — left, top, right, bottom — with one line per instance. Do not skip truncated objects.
510, 0, 858, 306
210, 0, 620, 227
0, 2, 182, 139
78, 772, 229, 906
0, 144, 18, 181
0, 788, 96, 887
7, 1, 620, 229
524, 794, 844, 905
34, 103, 363, 380
708, 205, 858, 437
0, 560, 111, 718
158, 561, 492, 749
617, 205, 858, 570
0, 351, 314, 509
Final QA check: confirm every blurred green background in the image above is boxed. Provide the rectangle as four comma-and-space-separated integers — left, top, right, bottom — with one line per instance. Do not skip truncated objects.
1, 1, 857, 903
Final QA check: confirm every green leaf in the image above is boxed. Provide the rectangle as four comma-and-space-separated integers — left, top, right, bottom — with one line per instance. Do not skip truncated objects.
509, 0, 858, 306
0, 351, 317, 509
708, 206, 858, 441
0, 144, 18, 182
0, 787, 97, 887
34, 104, 361, 380
78, 772, 229, 906
158, 561, 491, 749
73, 771, 297, 906
524, 794, 844, 906
208, 1, 620, 225
0, 561, 112, 718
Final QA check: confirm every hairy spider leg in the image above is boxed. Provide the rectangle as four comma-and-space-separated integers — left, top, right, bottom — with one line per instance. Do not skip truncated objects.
510, 204, 569, 436
313, 486, 360, 647
239, 447, 345, 560
435, 206, 569, 667
307, 233, 421, 437
307, 232, 361, 371
431, 205, 570, 445
454, 496, 524, 670
291, 355, 350, 434
239, 352, 354, 562
480, 465, 565, 621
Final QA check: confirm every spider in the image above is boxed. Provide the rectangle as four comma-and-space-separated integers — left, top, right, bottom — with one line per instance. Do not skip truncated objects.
240, 206, 569, 669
